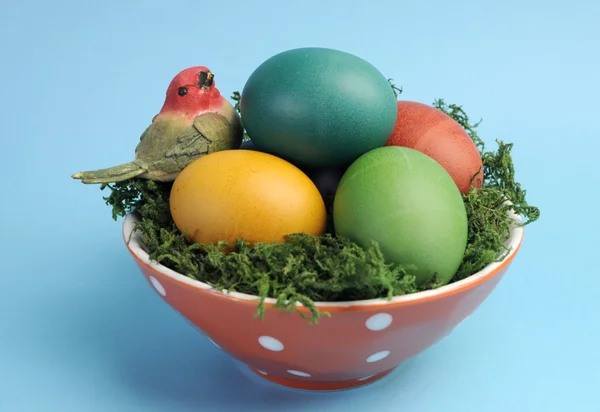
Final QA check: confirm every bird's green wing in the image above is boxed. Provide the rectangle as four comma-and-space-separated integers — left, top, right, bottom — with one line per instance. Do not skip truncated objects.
159, 112, 243, 173
192, 111, 244, 153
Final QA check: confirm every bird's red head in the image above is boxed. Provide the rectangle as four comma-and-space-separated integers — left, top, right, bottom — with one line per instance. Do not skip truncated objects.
157, 66, 223, 119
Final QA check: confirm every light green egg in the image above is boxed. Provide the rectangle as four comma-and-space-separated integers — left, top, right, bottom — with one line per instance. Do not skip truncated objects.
333, 146, 468, 286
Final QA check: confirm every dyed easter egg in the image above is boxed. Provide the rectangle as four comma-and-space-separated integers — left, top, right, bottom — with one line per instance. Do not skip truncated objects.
305, 167, 346, 206
170, 150, 327, 247
240, 47, 398, 169
385, 101, 484, 194
240, 138, 345, 207
333, 146, 468, 286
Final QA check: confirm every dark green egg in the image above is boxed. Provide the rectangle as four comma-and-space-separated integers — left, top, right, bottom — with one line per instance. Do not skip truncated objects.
239, 47, 398, 168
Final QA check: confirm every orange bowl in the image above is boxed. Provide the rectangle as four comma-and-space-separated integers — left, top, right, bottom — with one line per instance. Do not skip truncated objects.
122, 210, 524, 392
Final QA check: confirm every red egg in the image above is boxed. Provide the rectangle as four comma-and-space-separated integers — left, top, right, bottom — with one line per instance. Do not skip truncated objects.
385, 101, 484, 194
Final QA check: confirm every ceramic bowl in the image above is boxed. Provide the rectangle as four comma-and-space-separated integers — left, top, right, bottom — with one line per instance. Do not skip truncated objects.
122, 210, 524, 392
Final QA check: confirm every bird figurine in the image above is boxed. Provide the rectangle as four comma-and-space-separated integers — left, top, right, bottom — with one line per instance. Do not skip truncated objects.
72, 66, 244, 184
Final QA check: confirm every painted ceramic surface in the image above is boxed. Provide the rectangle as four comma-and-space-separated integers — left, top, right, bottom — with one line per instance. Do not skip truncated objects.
123, 212, 522, 391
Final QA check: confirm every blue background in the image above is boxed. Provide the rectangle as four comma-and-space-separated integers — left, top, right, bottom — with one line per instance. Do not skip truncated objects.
1, 0, 598, 411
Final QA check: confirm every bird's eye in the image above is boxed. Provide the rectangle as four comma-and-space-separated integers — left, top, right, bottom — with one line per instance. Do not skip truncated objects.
178, 87, 188, 96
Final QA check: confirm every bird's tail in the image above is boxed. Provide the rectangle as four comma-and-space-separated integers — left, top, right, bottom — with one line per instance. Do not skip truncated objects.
71, 162, 146, 184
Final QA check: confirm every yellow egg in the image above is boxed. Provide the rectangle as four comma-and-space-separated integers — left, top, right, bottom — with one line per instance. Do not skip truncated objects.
169, 149, 327, 247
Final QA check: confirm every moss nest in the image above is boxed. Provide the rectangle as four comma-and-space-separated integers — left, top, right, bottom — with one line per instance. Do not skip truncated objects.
100, 91, 539, 324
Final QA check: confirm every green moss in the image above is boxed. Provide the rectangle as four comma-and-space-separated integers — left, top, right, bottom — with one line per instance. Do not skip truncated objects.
100, 92, 539, 325
230, 92, 250, 142
433, 99, 540, 280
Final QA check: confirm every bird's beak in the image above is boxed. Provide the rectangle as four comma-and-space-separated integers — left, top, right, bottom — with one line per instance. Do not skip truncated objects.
198, 71, 214, 88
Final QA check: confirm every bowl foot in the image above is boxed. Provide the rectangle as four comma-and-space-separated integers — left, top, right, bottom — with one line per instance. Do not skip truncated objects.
248, 367, 397, 391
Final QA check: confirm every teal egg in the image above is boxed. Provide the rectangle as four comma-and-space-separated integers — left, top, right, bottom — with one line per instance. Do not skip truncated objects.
239, 47, 398, 169
333, 146, 468, 286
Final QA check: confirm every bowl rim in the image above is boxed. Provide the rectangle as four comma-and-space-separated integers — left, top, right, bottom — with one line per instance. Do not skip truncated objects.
123, 210, 524, 310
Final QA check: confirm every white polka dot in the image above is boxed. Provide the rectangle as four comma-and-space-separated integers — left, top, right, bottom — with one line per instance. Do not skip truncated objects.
257, 370, 268, 375
366, 313, 393, 331
366, 351, 390, 363
258, 336, 284, 352
357, 375, 374, 381
149, 276, 166, 296
287, 370, 311, 377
